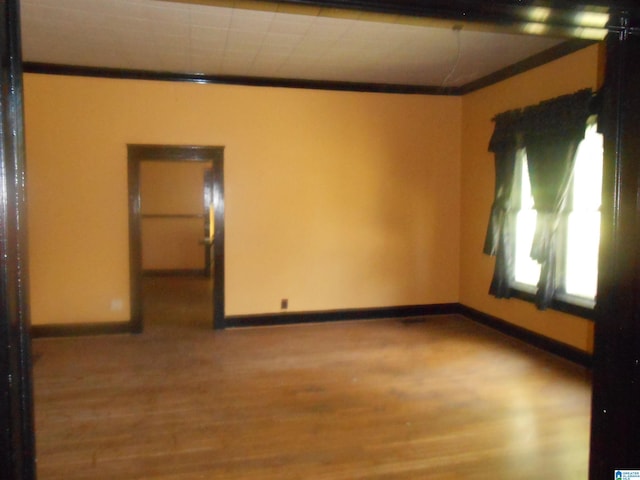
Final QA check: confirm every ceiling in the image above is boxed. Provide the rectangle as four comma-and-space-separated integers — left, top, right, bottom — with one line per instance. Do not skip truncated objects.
19, 0, 603, 90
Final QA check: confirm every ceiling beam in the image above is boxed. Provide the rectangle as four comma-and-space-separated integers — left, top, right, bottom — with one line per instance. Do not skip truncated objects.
160, 0, 626, 39
161, 0, 640, 35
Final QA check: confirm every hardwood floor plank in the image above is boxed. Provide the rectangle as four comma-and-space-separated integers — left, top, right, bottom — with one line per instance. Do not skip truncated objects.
33, 278, 590, 479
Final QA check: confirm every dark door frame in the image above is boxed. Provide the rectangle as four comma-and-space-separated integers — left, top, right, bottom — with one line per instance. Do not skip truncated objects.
0, 1, 36, 478
2, 1, 640, 479
203, 167, 214, 276
127, 145, 225, 332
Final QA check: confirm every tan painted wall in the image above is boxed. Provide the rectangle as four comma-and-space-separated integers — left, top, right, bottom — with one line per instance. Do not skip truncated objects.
142, 218, 205, 271
460, 44, 601, 353
140, 161, 209, 271
24, 75, 461, 324
140, 161, 209, 215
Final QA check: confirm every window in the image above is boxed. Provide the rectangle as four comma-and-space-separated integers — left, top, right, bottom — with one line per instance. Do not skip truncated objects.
512, 118, 603, 310
484, 89, 598, 314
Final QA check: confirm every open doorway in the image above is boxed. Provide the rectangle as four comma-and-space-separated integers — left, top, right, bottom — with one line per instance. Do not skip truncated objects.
127, 145, 225, 331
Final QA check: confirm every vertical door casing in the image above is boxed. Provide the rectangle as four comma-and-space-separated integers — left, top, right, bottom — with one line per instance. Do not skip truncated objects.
0, 0, 37, 478
589, 17, 640, 479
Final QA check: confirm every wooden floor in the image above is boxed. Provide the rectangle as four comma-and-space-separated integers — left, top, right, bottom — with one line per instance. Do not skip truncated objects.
33, 277, 592, 479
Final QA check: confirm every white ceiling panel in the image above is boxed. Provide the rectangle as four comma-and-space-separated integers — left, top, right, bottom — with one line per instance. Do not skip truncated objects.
20, 0, 572, 88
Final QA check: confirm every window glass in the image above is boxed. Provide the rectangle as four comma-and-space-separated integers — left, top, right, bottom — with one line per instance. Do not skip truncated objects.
513, 122, 603, 304
565, 123, 603, 299
514, 151, 541, 287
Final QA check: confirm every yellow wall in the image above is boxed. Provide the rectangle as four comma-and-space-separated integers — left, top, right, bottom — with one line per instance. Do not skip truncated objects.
140, 161, 210, 271
140, 161, 209, 215
24, 76, 461, 324
460, 44, 601, 353
24, 45, 600, 353
142, 218, 205, 271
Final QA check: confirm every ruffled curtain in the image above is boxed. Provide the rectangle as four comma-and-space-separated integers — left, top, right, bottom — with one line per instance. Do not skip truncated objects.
483, 110, 521, 298
521, 89, 593, 309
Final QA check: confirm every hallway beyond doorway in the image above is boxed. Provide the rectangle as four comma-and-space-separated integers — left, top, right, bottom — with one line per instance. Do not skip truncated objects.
142, 275, 213, 330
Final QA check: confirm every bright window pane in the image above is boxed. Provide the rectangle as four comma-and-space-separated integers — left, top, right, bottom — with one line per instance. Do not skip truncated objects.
515, 209, 540, 286
565, 123, 603, 300
572, 123, 603, 212
514, 152, 540, 287
519, 158, 535, 209
565, 212, 600, 298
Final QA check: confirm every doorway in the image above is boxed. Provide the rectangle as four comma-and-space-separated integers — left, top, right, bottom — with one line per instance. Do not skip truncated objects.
127, 145, 225, 331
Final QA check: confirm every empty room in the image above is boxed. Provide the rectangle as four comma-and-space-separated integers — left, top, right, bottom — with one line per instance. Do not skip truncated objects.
2, 1, 640, 479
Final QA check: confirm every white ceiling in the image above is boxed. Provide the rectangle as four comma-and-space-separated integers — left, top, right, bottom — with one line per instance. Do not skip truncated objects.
20, 0, 573, 88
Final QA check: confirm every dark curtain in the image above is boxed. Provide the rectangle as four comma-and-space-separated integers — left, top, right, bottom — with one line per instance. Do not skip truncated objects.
483, 110, 521, 298
520, 88, 592, 309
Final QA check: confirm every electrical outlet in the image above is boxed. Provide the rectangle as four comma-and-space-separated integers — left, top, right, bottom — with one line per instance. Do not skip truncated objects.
281, 298, 288, 310
110, 298, 124, 311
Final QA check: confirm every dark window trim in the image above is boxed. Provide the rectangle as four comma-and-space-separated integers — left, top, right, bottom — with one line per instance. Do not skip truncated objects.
509, 286, 596, 320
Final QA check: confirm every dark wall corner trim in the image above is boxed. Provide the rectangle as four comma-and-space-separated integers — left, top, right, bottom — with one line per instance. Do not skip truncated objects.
31, 321, 133, 338
457, 39, 595, 94
225, 303, 459, 328
457, 304, 593, 368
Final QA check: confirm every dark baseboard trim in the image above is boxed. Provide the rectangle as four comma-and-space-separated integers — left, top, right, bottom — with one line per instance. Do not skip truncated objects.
228, 303, 592, 367
225, 303, 459, 328
456, 304, 592, 368
29, 303, 592, 368
31, 321, 133, 338
143, 269, 206, 277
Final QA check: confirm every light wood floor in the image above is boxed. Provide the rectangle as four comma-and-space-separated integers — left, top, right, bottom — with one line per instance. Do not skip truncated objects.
33, 277, 591, 479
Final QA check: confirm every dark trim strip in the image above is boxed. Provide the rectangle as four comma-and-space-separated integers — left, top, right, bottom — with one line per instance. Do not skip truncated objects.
143, 269, 206, 277
227, 302, 592, 367
457, 304, 592, 368
0, 1, 37, 478
589, 25, 640, 477
128, 144, 224, 161
226, 303, 459, 327
274, 0, 637, 29
23, 38, 593, 96
142, 213, 205, 219
28, 301, 592, 369
211, 154, 225, 330
23, 63, 456, 95
509, 288, 596, 320
457, 39, 595, 94
31, 322, 132, 338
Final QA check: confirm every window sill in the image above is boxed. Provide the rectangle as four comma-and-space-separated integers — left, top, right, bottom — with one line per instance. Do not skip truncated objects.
509, 287, 596, 321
